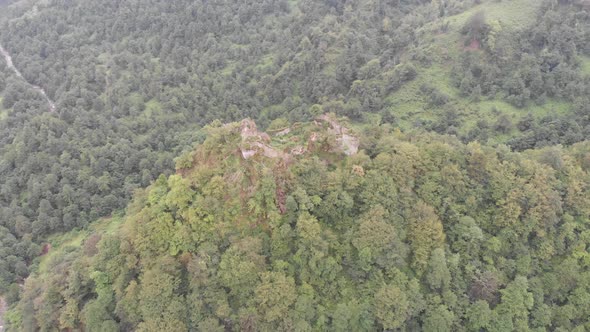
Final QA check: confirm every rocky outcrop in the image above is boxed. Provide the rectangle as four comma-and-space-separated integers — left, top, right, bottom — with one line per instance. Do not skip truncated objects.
238, 119, 285, 160
236, 115, 359, 161
315, 114, 360, 156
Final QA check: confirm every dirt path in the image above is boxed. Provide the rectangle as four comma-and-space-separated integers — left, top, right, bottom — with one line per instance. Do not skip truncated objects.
0, 43, 56, 112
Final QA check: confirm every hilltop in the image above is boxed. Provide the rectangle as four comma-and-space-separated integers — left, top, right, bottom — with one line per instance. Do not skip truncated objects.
5, 117, 590, 331
0, 0, 587, 330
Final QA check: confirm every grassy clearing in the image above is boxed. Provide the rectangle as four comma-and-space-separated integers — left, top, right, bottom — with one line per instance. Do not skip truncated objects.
385, 59, 572, 143
384, 64, 459, 130
460, 98, 571, 138
417, 0, 543, 63
475, 99, 570, 119
35, 215, 124, 274
92, 213, 125, 234
384, 83, 428, 130
385, 0, 572, 143
37, 230, 86, 274
446, 0, 543, 32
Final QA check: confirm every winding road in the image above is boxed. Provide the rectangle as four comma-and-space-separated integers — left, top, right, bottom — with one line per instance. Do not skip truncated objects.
0, 43, 56, 112
0, 43, 56, 330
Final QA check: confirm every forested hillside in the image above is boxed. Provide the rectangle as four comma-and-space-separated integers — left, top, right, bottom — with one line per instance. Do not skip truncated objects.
0, 0, 589, 330
7, 117, 590, 331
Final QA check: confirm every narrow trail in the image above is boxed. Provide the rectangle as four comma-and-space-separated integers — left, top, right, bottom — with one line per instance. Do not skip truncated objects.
0, 44, 55, 330
0, 44, 56, 112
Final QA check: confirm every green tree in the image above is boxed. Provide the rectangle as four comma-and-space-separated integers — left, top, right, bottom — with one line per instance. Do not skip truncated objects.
408, 201, 445, 273
426, 248, 451, 292
255, 271, 297, 324
490, 276, 534, 332
374, 284, 410, 330
423, 304, 454, 332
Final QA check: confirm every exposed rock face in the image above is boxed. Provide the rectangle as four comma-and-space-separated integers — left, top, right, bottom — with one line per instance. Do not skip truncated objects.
240, 119, 271, 142
290, 146, 306, 155
316, 114, 360, 156
236, 115, 359, 160
238, 119, 284, 160
274, 127, 291, 136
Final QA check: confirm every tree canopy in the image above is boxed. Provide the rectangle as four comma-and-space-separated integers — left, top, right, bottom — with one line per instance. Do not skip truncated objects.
7, 117, 590, 331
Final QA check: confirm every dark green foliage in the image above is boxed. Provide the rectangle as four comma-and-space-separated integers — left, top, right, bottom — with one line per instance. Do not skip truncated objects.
0, 0, 588, 329
0, 0, 437, 292
10, 119, 590, 331
452, 3, 590, 148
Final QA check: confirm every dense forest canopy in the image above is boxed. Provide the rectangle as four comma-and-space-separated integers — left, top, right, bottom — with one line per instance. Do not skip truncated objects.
0, 0, 588, 330
8, 116, 590, 331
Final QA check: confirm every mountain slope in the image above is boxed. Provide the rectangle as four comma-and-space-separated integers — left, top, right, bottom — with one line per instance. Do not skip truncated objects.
0, 0, 588, 329
7, 116, 590, 331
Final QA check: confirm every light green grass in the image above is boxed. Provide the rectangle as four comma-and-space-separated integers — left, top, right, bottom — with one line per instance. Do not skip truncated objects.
220, 60, 238, 76
127, 92, 144, 108
36, 215, 124, 274
460, 98, 571, 139
420, 65, 458, 95
385, 60, 572, 142
91, 214, 124, 234
37, 229, 86, 274
385, 0, 572, 142
446, 0, 543, 32
255, 54, 275, 71
475, 99, 570, 119
416, 0, 544, 66
144, 98, 162, 117
384, 64, 459, 130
